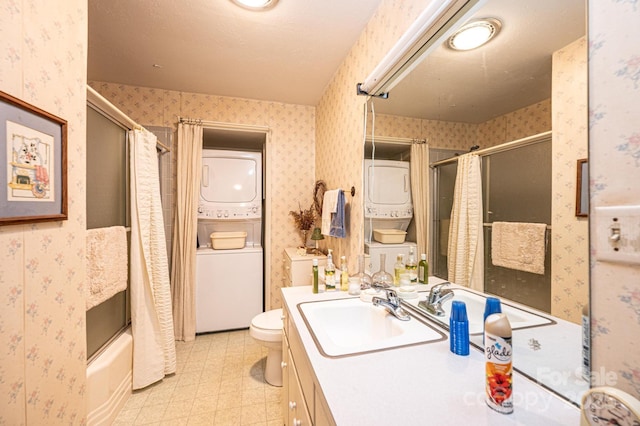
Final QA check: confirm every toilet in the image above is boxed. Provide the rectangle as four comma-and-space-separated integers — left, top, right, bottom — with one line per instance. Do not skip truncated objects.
249, 308, 283, 387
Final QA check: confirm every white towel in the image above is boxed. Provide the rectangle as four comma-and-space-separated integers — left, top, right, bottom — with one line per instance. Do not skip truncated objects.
321, 189, 340, 236
86, 226, 128, 310
491, 222, 547, 275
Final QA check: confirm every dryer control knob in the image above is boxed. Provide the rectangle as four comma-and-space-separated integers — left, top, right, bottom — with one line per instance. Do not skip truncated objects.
217, 211, 222, 218
224, 210, 229, 218
198, 206, 203, 214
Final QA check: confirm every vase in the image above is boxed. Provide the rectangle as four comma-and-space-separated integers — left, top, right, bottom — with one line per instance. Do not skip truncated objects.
372, 253, 393, 288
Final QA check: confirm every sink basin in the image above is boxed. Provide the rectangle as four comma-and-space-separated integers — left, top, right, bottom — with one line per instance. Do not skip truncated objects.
404, 288, 553, 334
298, 297, 445, 357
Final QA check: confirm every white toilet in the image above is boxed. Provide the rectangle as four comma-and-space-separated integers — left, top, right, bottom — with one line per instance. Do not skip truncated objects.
249, 308, 284, 387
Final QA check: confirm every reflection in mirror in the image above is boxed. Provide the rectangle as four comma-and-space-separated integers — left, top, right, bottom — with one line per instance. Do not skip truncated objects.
363, 0, 587, 406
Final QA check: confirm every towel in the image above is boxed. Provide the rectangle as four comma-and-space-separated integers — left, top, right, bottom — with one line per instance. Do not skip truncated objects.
330, 189, 346, 238
491, 222, 547, 275
86, 226, 128, 310
321, 189, 340, 236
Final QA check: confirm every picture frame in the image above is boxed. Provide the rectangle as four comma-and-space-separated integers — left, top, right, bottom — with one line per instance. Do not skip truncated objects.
575, 158, 588, 217
1, 90, 67, 226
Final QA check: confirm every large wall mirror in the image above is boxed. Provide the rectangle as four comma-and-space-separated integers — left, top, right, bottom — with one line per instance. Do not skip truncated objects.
362, 0, 587, 406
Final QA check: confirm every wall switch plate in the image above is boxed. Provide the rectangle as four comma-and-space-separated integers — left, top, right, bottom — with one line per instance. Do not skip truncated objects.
594, 205, 640, 265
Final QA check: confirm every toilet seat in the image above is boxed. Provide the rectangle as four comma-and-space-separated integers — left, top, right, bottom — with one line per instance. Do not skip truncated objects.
250, 309, 283, 342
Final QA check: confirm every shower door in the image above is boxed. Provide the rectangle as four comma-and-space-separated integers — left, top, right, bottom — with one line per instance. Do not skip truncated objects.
482, 140, 551, 312
432, 139, 552, 313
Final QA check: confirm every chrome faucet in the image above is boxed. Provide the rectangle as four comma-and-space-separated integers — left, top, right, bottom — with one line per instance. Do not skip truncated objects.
371, 287, 411, 321
419, 282, 454, 317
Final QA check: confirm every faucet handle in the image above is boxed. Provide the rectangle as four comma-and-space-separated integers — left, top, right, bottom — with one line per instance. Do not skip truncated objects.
428, 282, 450, 302
383, 288, 400, 306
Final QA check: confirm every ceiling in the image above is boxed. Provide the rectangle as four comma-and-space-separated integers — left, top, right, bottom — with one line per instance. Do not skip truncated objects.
374, 0, 586, 123
88, 0, 384, 106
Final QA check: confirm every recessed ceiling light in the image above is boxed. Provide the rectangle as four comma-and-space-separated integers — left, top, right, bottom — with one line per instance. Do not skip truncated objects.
230, 0, 278, 11
448, 18, 501, 51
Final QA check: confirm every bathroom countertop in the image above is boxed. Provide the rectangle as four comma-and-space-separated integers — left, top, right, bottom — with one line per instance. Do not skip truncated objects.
281, 284, 581, 425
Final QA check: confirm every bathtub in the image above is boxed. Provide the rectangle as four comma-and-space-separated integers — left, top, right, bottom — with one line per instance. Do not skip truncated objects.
86, 328, 132, 426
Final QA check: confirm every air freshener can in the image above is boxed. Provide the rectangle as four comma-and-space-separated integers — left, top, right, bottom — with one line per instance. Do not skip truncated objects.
484, 313, 513, 414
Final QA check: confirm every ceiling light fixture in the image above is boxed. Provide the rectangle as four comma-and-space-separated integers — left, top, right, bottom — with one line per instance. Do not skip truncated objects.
230, 0, 278, 11
448, 18, 501, 51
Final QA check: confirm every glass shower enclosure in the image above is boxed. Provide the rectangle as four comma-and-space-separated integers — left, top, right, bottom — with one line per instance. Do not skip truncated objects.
432, 137, 552, 313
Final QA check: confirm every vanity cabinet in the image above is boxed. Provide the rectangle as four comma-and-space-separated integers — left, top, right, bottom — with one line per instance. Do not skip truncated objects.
283, 248, 327, 287
282, 303, 335, 426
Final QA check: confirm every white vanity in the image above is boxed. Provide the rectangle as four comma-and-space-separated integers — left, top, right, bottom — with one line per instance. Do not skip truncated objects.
281, 282, 581, 425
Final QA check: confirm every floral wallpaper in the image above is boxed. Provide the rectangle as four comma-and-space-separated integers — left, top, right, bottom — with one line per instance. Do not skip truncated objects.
369, 98, 551, 152
0, 0, 88, 424
551, 37, 589, 323
89, 82, 316, 311
315, 0, 436, 271
589, 0, 640, 400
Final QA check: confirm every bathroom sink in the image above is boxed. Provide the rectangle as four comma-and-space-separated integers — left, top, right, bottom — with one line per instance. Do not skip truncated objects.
297, 297, 445, 358
404, 288, 554, 334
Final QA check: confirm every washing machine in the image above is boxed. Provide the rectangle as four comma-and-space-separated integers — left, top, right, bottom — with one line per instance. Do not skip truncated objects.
365, 241, 417, 275
195, 149, 264, 333
195, 245, 263, 333
363, 159, 413, 243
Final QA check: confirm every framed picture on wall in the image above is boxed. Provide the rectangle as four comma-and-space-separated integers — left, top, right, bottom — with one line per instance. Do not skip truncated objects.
0, 90, 67, 226
576, 158, 588, 217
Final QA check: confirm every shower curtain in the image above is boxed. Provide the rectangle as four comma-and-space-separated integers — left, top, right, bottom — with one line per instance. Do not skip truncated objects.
171, 122, 203, 342
129, 128, 177, 389
447, 153, 484, 291
410, 142, 430, 257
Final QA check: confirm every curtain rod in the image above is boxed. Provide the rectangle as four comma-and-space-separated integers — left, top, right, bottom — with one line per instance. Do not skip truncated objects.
87, 86, 171, 153
365, 135, 427, 144
430, 131, 552, 168
178, 117, 270, 133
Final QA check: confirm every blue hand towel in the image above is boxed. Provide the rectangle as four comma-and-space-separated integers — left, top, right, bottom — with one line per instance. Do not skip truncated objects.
330, 189, 346, 238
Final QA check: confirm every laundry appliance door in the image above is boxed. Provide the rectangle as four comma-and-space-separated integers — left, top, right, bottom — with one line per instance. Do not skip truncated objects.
195, 247, 263, 333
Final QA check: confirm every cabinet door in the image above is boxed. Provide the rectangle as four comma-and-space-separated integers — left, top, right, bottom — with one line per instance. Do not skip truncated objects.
288, 349, 312, 426
282, 335, 290, 426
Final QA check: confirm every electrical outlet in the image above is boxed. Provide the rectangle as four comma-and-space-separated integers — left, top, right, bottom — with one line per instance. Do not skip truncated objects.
594, 205, 640, 265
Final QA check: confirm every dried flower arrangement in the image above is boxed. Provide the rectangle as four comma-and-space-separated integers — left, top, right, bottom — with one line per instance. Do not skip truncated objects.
289, 203, 316, 231
290, 203, 316, 248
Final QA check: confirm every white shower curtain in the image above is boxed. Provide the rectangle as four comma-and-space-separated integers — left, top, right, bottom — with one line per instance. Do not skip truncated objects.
410, 142, 430, 258
129, 128, 177, 390
171, 122, 202, 342
447, 153, 484, 291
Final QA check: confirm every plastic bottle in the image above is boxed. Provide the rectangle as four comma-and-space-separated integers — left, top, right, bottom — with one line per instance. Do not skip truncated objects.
340, 255, 349, 291
484, 313, 513, 414
406, 246, 417, 283
393, 254, 405, 286
312, 258, 319, 294
582, 304, 590, 382
418, 253, 429, 284
325, 249, 336, 291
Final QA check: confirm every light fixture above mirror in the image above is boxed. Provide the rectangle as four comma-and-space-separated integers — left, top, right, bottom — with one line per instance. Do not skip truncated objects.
447, 18, 501, 51
230, 0, 278, 11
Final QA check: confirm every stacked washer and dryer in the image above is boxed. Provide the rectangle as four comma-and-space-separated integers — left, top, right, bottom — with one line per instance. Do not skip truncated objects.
363, 159, 417, 273
195, 149, 263, 333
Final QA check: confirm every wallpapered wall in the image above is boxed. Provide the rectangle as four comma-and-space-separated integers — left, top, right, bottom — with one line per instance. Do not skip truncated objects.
315, 0, 436, 269
369, 98, 551, 150
89, 82, 316, 310
589, 0, 640, 400
0, 0, 88, 424
552, 37, 589, 323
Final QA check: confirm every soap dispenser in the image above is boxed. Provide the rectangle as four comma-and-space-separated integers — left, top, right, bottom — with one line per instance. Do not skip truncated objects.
325, 249, 336, 291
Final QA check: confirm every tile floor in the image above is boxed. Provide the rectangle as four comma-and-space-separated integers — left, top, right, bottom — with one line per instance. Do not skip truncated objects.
114, 329, 283, 425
